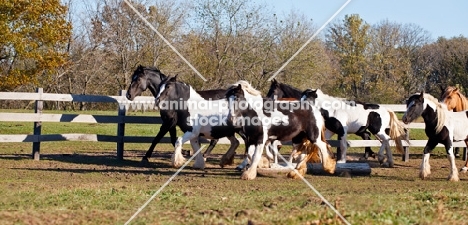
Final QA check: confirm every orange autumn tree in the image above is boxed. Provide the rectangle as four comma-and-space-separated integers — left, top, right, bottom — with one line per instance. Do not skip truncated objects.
0, 0, 71, 91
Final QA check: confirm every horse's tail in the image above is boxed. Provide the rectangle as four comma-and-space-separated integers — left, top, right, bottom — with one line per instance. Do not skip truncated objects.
387, 109, 407, 154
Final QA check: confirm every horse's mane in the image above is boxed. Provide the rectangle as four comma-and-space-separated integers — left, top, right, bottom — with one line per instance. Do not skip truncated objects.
278, 83, 302, 98
443, 86, 468, 111
423, 93, 447, 134
229, 80, 262, 97
314, 89, 341, 102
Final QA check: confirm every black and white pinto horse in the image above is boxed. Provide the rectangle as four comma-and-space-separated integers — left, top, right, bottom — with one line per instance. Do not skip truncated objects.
225, 81, 336, 180
154, 75, 244, 169
301, 89, 406, 167
126, 65, 236, 165
267, 79, 377, 159
402, 92, 468, 181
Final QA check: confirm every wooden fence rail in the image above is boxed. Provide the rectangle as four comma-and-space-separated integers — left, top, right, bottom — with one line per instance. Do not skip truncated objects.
0, 89, 466, 161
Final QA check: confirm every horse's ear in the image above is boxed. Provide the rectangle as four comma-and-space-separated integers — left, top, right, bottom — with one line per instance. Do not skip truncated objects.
419, 91, 425, 99
236, 84, 242, 90
137, 64, 144, 71
167, 74, 178, 82
272, 78, 278, 85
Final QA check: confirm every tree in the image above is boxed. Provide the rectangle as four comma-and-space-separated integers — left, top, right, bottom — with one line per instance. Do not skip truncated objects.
326, 14, 370, 100
367, 21, 430, 102
0, 0, 72, 91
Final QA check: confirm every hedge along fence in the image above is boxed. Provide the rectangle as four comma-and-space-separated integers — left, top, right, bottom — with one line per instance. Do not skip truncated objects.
0, 89, 466, 161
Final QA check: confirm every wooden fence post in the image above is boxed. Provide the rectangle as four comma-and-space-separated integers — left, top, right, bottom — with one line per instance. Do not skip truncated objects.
116, 90, 126, 160
402, 129, 410, 162
32, 88, 43, 160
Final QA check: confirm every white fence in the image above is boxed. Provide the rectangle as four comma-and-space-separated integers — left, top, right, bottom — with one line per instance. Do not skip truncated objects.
0, 89, 465, 161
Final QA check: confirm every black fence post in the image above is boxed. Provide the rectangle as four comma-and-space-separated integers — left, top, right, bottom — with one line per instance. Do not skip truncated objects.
32, 88, 43, 160
116, 90, 127, 160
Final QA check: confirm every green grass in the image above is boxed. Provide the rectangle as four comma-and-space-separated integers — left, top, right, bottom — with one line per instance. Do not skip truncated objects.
0, 110, 466, 224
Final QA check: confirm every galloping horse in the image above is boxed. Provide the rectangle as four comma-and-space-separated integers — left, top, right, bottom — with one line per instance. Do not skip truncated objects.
226, 81, 335, 180
126, 65, 236, 165
154, 75, 244, 169
402, 92, 468, 181
441, 86, 468, 158
267, 79, 378, 159
301, 89, 406, 167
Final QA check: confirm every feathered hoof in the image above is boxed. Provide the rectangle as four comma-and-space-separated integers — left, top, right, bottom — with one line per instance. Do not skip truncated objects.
192, 156, 206, 170
419, 172, 429, 180
219, 154, 235, 168
377, 155, 386, 165
287, 168, 306, 179
381, 161, 394, 168
460, 167, 468, 173
171, 155, 186, 168
448, 175, 460, 182
241, 169, 257, 180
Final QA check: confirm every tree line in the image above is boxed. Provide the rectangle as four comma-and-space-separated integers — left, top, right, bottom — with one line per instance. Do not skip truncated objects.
1, 0, 467, 110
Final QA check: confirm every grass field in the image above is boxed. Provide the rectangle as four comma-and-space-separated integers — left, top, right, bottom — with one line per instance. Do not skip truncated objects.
1, 110, 468, 224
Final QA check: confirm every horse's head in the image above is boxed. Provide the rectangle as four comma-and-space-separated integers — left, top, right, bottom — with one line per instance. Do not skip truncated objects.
225, 84, 246, 126
402, 92, 425, 124
126, 65, 147, 100
126, 65, 166, 100
300, 89, 318, 104
441, 86, 463, 111
155, 74, 178, 107
266, 79, 283, 99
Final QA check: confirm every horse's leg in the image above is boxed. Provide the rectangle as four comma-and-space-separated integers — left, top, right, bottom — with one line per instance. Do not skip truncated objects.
172, 132, 197, 168
220, 136, 240, 167
375, 133, 393, 167
315, 139, 336, 174
288, 148, 313, 179
337, 130, 348, 163
289, 134, 306, 164
460, 140, 468, 173
420, 140, 438, 180
236, 141, 253, 171
203, 139, 218, 158
270, 140, 282, 164
169, 126, 177, 146
455, 147, 460, 158
192, 137, 205, 170
288, 143, 300, 164
357, 131, 374, 159
446, 143, 459, 181
241, 135, 267, 180
142, 121, 173, 162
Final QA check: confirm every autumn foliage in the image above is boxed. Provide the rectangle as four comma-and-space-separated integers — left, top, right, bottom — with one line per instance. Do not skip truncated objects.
0, 0, 71, 91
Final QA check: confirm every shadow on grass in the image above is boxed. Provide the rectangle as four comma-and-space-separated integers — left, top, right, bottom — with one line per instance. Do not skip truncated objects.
0, 152, 244, 177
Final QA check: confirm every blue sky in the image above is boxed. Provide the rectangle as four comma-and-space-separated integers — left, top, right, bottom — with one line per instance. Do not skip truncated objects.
262, 0, 468, 40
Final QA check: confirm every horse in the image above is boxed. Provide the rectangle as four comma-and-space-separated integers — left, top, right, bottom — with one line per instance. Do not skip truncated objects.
154, 74, 246, 169
225, 81, 336, 180
126, 65, 236, 166
402, 92, 468, 181
441, 86, 468, 157
441, 86, 468, 112
266, 79, 378, 159
300, 88, 406, 167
